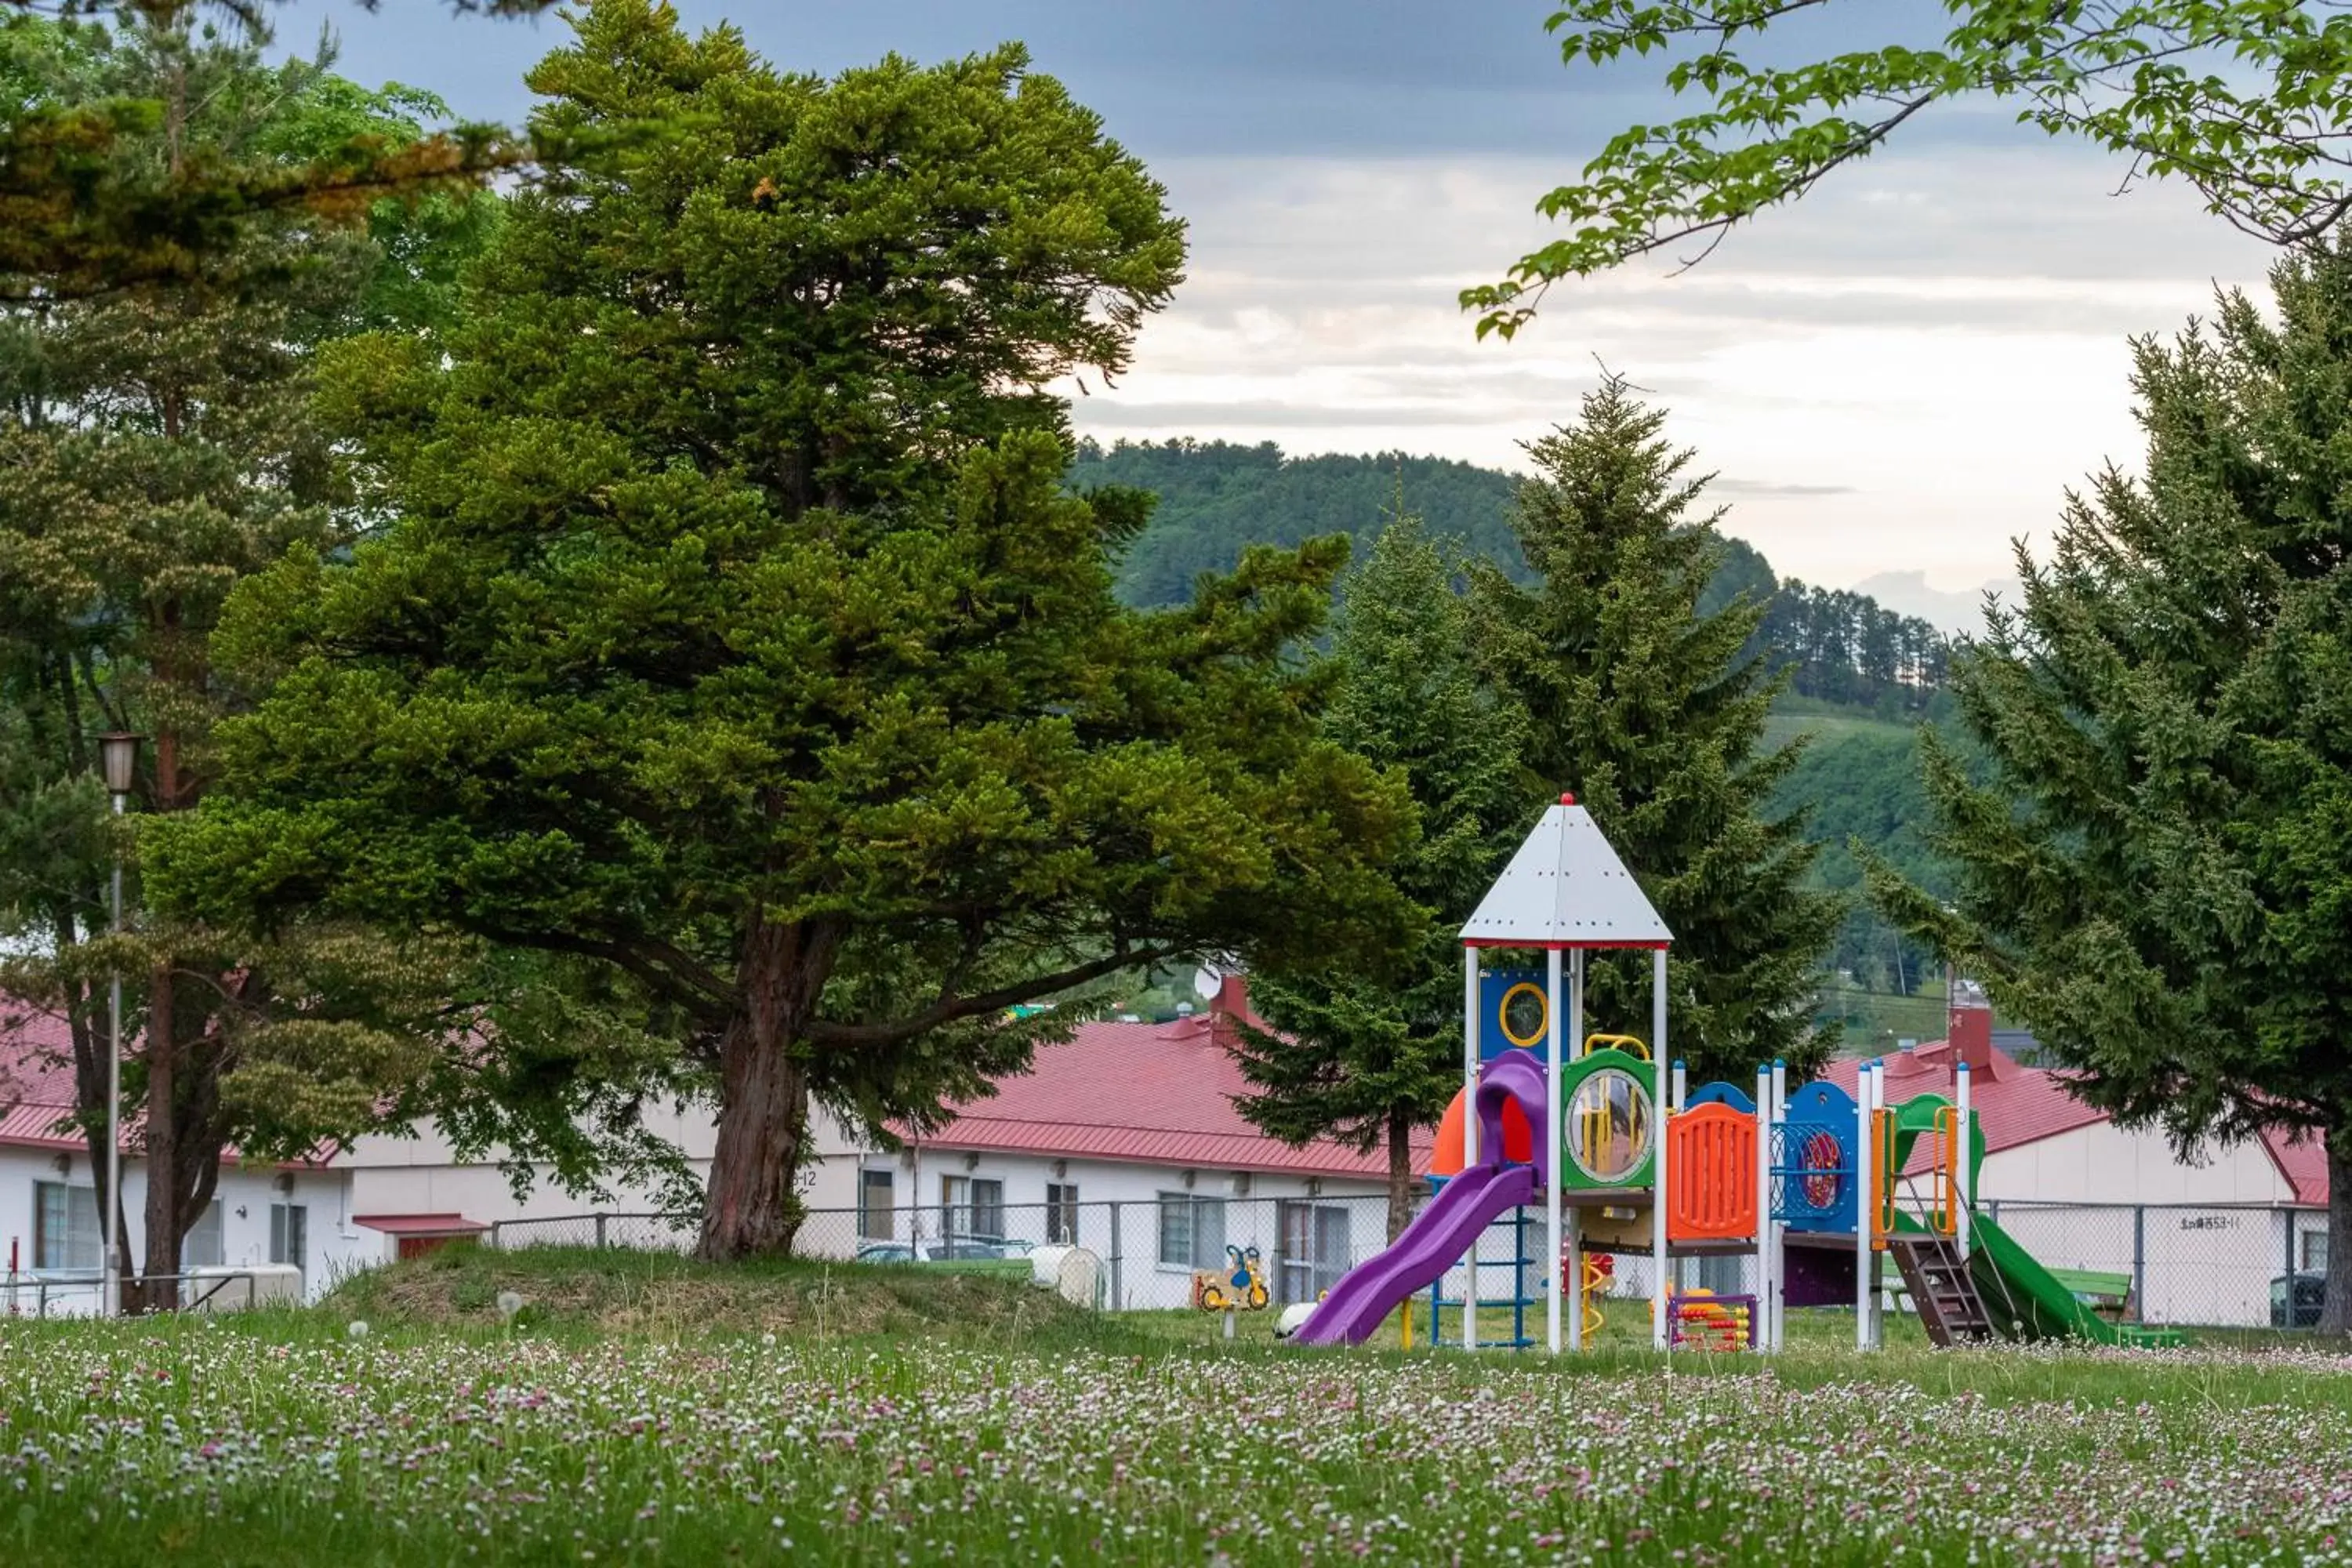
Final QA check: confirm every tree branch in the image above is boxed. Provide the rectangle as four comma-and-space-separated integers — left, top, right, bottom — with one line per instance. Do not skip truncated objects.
478, 926, 735, 1020
805, 944, 1179, 1048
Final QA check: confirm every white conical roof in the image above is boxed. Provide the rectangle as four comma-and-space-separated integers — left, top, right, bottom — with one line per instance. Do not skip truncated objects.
1459, 797, 1673, 948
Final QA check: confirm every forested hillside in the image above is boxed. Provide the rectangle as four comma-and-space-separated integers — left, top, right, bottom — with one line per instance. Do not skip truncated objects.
1076, 437, 1948, 716
1077, 435, 1961, 1047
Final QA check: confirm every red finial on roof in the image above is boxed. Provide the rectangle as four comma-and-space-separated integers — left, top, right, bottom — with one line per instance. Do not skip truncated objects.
1560, 792, 1576, 806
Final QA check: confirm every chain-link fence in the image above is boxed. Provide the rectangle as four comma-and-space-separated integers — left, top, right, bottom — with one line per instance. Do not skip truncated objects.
1981, 1201, 2328, 1330
1, 1267, 297, 1319
485, 1196, 2328, 1330
494, 1196, 1409, 1312
491, 1212, 699, 1253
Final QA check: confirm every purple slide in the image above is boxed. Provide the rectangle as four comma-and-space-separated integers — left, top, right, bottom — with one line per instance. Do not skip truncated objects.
1290, 1051, 1550, 1347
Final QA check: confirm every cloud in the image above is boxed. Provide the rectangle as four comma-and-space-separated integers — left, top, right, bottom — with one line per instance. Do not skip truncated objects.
1711, 479, 1861, 497
266, 0, 2281, 588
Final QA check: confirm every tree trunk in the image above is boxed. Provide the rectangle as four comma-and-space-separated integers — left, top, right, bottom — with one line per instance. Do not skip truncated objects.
1385, 1104, 1415, 1243
2322, 1132, 2352, 1338
696, 916, 838, 1261
141, 960, 179, 1311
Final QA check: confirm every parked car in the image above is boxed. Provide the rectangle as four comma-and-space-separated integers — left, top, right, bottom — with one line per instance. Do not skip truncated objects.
855, 1238, 1034, 1265
2270, 1273, 2327, 1328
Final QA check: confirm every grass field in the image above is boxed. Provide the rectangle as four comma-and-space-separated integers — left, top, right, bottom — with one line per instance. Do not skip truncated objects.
5, 1249, 2350, 1566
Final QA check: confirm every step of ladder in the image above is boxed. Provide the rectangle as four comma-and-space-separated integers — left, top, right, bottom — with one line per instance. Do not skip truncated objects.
1889, 1234, 1993, 1346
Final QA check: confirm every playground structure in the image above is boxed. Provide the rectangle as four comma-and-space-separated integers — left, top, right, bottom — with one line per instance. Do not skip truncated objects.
1290, 796, 2185, 1354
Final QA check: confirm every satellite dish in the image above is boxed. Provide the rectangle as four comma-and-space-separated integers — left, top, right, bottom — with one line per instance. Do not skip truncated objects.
1192, 963, 1222, 1000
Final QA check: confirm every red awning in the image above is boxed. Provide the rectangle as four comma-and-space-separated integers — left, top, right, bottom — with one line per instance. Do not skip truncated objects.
354, 1213, 488, 1236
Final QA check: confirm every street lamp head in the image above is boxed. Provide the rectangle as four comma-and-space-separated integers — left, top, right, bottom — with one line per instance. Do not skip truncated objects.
97, 731, 143, 797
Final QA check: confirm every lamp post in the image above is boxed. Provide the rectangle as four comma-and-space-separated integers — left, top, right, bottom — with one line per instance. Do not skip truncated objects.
97, 731, 141, 1319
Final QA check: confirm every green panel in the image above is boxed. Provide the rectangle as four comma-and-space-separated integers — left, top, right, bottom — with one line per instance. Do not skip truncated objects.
1555, 1048, 1661, 1192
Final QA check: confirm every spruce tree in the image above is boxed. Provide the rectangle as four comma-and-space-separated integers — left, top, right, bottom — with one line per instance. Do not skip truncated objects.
1871, 240, 2352, 1334
1232, 512, 1531, 1238
1473, 376, 1841, 1080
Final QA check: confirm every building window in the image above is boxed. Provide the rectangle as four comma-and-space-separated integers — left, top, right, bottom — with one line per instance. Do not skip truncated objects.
2303, 1230, 2330, 1274
1158, 1192, 1226, 1269
34, 1181, 100, 1272
1045, 1181, 1080, 1245
940, 1176, 1004, 1244
1276, 1200, 1353, 1304
858, 1169, 896, 1240
180, 1200, 224, 1270
270, 1203, 307, 1279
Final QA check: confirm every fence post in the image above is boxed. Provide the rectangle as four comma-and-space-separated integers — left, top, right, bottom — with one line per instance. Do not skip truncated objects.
595, 1214, 608, 1250
2131, 1205, 2146, 1325
1109, 1202, 1123, 1312
2284, 1206, 2298, 1333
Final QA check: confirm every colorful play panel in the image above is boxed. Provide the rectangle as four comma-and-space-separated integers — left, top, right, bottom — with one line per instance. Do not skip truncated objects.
1290, 795, 2186, 1356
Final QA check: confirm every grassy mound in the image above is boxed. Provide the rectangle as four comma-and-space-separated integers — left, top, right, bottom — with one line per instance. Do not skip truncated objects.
323, 1243, 1099, 1343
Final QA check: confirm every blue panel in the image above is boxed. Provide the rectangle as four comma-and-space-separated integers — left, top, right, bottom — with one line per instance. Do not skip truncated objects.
1478, 968, 1547, 1062
1686, 1082, 1755, 1112
1772, 1079, 1860, 1232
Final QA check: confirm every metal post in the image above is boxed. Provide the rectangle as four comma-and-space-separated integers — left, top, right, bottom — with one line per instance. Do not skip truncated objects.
1955, 1059, 1973, 1259
1671, 1059, 1686, 1113
105, 789, 125, 1320
2285, 1208, 2299, 1332
2131, 1203, 2146, 1326
1109, 1202, 1123, 1311
1754, 1064, 1773, 1354
1855, 1062, 1875, 1352
1463, 946, 1479, 1351
1651, 948, 1669, 1352
595, 1214, 608, 1249
1547, 946, 1566, 1354
1769, 1058, 1788, 1351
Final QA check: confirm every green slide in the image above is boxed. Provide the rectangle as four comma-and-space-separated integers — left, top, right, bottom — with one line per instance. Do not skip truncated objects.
1964, 1210, 2184, 1348
1885, 1092, 2184, 1348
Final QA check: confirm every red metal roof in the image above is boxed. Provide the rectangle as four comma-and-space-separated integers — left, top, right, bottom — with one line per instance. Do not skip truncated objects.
1, 999, 331, 1166
902, 1009, 1433, 1181
354, 1213, 488, 1236
0, 1003, 89, 1152
2259, 1127, 2330, 1207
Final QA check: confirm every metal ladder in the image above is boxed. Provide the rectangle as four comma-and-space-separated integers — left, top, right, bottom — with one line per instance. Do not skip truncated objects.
1888, 1232, 1993, 1346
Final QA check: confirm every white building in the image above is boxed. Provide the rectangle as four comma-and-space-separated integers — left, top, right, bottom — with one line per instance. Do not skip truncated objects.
331, 1103, 861, 1250
816, 982, 1421, 1311
2, 1009, 369, 1313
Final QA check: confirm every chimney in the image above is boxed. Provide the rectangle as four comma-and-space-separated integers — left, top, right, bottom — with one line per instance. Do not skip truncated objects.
1207, 971, 1262, 1051
1946, 976, 1994, 1078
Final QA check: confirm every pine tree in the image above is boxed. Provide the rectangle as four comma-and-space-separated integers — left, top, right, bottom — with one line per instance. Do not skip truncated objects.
0, 17, 499, 1306
1232, 512, 1531, 1238
1473, 376, 1842, 1080
1870, 239, 2352, 1335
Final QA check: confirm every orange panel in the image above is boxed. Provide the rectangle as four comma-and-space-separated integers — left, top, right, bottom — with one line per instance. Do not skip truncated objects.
1665, 1102, 1758, 1243
1432, 1082, 1535, 1176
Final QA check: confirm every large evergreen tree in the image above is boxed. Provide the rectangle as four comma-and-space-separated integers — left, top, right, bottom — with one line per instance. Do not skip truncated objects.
1473, 377, 1841, 1080
1232, 512, 1531, 1239
148, 2, 1414, 1261
1871, 241, 2352, 1334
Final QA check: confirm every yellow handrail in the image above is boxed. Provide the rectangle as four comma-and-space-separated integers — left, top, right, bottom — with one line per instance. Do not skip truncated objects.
1930, 1106, 1962, 1236
1584, 1033, 1650, 1060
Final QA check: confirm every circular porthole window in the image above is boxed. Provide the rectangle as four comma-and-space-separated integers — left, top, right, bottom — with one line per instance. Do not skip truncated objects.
1566, 1068, 1653, 1185
1498, 982, 1548, 1049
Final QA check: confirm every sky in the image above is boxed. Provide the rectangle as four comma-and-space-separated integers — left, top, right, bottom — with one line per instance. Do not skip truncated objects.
270, 0, 2281, 593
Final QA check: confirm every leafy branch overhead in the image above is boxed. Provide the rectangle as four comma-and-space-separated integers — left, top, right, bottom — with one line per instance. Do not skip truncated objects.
1467, 1, 2352, 336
